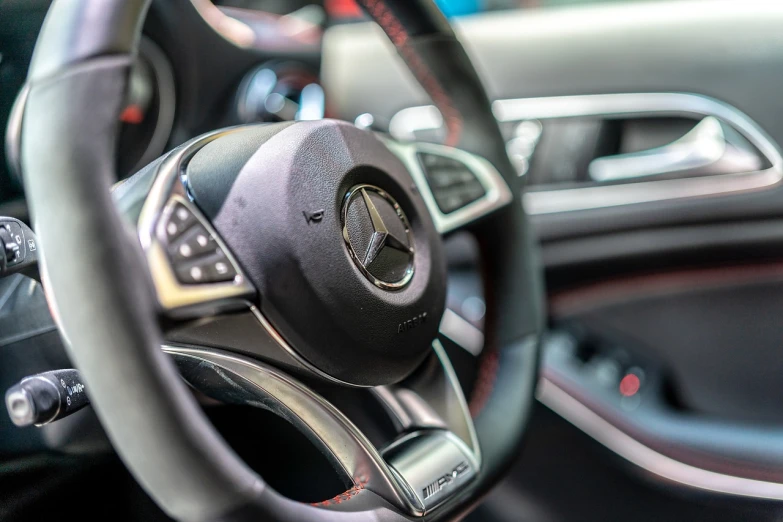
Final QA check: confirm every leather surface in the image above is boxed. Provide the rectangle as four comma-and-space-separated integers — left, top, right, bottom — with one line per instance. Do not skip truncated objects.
357, 0, 452, 39
22, 1, 268, 520
192, 120, 447, 386
23, 57, 267, 522
186, 123, 295, 219
27, 0, 148, 82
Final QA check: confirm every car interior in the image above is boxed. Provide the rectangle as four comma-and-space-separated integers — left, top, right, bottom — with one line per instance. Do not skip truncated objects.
2, 0, 783, 520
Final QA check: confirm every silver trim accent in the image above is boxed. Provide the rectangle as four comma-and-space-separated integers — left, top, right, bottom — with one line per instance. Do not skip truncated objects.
247, 304, 371, 388
374, 340, 482, 461
524, 167, 781, 215
537, 377, 783, 501
373, 386, 446, 431
5, 388, 34, 427
382, 139, 514, 234
527, 168, 780, 214
22, 375, 62, 427
390, 93, 783, 214
163, 345, 425, 516
587, 116, 759, 182
137, 128, 255, 315
382, 430, 478, 512
164, 343, 481, 516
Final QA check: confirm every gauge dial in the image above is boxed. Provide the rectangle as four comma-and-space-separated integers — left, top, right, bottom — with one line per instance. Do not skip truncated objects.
5, 37, 175, 185
235, 61, 324, 124
116, 38, 176, 178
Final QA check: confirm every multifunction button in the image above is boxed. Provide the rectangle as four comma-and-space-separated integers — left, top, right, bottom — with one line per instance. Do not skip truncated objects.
0, 217, 39, 279
159, 202, 237, 285
0, 221, 23, 266
418, 153, 486, 214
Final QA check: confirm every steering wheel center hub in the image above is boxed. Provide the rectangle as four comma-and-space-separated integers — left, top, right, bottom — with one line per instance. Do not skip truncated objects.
186, 120, 447, 386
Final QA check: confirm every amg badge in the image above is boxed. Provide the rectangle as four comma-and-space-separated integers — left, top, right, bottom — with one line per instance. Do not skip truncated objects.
422, 461, 471, 501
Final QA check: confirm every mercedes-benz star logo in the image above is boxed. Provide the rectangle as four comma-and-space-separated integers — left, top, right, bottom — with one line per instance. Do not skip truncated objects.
342, 185, 414, 290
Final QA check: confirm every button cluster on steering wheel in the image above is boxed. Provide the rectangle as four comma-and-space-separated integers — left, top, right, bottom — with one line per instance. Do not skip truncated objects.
417, 152, 486, 214
161, 201, 237, 284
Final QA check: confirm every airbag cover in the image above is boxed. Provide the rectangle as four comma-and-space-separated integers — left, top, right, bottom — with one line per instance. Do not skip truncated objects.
187, 120, 446, 386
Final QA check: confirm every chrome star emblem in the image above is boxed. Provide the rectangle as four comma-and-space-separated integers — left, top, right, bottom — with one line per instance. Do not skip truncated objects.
342, 185, 415, 290
360, 188, 413, 265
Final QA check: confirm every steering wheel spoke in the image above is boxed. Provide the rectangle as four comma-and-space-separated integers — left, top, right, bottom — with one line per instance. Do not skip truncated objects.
382, 139, 514, 235
162, 337, 481, 517
162, 345, 424, 515
374, 340, 480, 459
134, 130, 256, 318
373, 340, 481, 511
161, 336, 485, 516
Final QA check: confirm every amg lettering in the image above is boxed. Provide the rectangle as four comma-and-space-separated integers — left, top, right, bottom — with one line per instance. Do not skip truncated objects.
397, 312, 427, 334
422, 461, 471, 500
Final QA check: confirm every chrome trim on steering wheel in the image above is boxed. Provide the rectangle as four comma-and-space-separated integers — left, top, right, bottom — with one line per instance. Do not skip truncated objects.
247, 304, 372, 388
137, 128, 256, 316
382, 139, 514, 234
164, 340, 482, 517
374, 340, 481, 461
164, 345, 424, 516
382, 429, 478, 512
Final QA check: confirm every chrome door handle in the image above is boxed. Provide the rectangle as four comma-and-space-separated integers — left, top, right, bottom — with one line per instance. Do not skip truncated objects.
589, 116, 762, 182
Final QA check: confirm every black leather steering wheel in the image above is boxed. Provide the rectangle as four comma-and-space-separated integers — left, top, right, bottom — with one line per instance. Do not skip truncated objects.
20, 0, 543, 520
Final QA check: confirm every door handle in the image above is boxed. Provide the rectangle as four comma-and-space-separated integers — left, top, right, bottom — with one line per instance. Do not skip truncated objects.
589, 116, 763, 182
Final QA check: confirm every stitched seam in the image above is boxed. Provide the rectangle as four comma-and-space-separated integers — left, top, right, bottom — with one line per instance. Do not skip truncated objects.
468, 234, 500, 417
358, 0, 463, 147
311, 475, 369, 506
468, 348, 499, 417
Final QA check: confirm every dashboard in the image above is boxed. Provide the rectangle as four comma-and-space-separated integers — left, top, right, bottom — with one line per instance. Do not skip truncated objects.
0, 0, 333, 221
6, 37, 176, 186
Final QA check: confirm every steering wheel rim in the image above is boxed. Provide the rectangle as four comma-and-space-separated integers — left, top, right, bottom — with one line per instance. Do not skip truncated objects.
20, 0, 543, 520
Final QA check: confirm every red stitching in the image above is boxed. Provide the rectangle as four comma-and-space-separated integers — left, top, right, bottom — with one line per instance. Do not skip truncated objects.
468, 347, 499, 417
357, 0, 463, 147
311, 475, 369, 507
468, 235, 500, 417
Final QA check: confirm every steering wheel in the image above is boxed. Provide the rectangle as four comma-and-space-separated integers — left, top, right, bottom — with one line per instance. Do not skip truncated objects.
21, 0, 543, 520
